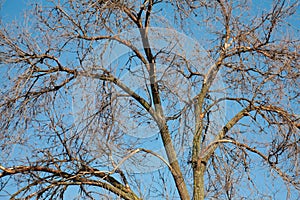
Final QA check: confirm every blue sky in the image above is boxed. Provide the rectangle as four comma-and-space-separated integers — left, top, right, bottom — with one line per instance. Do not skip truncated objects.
0, 0, 299, 199
0, 0, 27, 21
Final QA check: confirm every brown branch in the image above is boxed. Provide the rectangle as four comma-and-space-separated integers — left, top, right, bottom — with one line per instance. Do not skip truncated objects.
0, 165, 69, 178
19, 179, 139, 200
144, 0, 153, 29
55, 5, 86, 35
0, 74, 75, 108
217, 0, 231, 50
77, 34, 148, 65
115, 6, 190, 198
77, 70, 156, 120
202, 102, 299, 163
109, 148, 176, 176
201, 106, 252, 163
0, 165, 141, 200
122, 6, 143, 28
256, 105, 299, 129
203, 139, 299, 188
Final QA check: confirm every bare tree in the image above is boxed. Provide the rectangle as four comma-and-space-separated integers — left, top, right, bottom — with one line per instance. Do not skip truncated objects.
0, 0, 299, 199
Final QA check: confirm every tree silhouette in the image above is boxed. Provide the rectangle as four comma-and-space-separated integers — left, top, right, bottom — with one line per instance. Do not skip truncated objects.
0, 0, 299, 199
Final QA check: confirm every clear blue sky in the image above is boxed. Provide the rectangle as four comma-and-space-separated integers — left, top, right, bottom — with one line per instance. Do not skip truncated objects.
0, 1, 299, 199
0, 0, 27, 21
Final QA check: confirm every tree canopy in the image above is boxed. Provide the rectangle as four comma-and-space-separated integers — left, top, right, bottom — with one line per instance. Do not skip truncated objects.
0, 0, 299, 199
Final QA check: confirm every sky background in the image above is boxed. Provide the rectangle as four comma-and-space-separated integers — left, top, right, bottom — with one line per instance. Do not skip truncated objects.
0, 0, 26, 20
0, 0, 299, 199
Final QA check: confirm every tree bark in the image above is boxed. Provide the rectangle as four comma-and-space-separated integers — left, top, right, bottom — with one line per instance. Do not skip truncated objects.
159, 123, 191, 200
193, 162, 206, 200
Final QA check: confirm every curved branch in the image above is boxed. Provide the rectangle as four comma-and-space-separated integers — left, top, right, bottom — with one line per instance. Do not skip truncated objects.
109, 148, 176, 176
55, 5, 86, 35
77, 70, 158, 121
21, 179, 140, 200
122, 6, 143, 28
0, 75, 75, 107
0, 165, 141, 200
202, 103, 299, 162
77, 34, 148, 65
201, 106, 252, 162
256, 105, 299, 129
203, 139, 299, 188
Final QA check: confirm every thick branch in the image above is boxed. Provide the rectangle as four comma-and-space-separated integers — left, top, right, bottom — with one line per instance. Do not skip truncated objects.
201, 106, 252, 162
0, 165, 141, 200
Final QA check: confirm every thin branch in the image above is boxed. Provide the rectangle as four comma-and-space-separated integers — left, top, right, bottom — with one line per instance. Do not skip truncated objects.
109, 148, 176, 176
0, 164, 141, 200
202, 139, 299, 188
77, 34, 148, 65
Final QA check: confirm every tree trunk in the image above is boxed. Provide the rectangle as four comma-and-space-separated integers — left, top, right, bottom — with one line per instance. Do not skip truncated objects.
193, 162, 206, 200
160, 124, 191, 200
